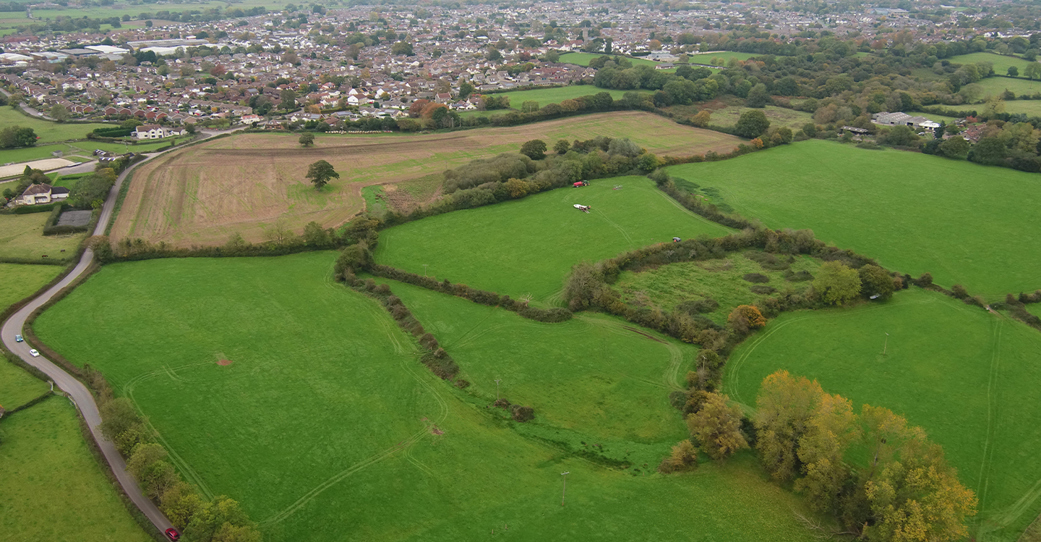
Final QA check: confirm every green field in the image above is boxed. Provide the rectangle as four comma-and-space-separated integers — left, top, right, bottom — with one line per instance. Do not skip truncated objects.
0, 358, 48, 412
688, 51, 762, 65
488, 86, 633, 108
666, 140, 1041, 297
558, 52, 677, 72
974, 77, 1041, 100
704, 105, 813, 130
0, 397, 151, 542
949, 52, 1037, 77
0, 263, 62, 314
723, 288, 1041, 540
0, 213, 85, 262
614, 250, 822, 325
375, 176, 732, 303
944, 98, 1041, 117
377, 279, 692, 451
35, 252, 828, 541
0, 109, 112, 144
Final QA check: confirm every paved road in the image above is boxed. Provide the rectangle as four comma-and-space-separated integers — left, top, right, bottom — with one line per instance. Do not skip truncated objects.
0, 125, 244, 537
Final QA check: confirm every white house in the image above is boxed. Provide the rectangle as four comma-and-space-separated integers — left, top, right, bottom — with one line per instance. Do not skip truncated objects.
135, 124, 185, 139
19, 184, 70, 205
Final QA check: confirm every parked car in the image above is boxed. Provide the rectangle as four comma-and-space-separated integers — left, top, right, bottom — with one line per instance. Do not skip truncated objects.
28, 349, 40, 357
14, 334, 23, 342
165, 528, 180, 541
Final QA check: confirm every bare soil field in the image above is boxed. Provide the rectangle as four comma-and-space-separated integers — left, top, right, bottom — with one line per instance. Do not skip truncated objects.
110, 112, 744, 247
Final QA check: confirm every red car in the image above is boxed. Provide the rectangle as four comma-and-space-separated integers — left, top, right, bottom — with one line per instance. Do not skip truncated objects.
165, 528, 180, 541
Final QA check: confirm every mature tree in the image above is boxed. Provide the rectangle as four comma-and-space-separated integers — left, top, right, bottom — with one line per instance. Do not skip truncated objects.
0, 126, 38, 148
302, 221, 332, 246
858, 264, 895, 300
99, 397, 142, 442
520, 139, 547, 160
734, 109, 770, 139
127, 443, 179, 499
746, 83, 771, 107
554, 139, 571, 154
486, 47, 503, 62
183, 495, 261, 542
755, 371, 824, 482
938, 135, 970, 158
334, 242, 373, 274
459, 81, 475, 100
298, 132, 315, 147
691, 110, 711, 127
279, 88, 297, 110
969, 136, 1007, 166
686, 392, 748, 461
1025, 62, 1041, 80
390, 41, 414, 56
880, 125, 919, 147
160, 481, 205, 527
1008, 66, 1020, 77
813, 261, 861, 306
795, 393, 860, 514
50, 104, 70, 122
727, 304, 766, 335
305, 159, 339, 189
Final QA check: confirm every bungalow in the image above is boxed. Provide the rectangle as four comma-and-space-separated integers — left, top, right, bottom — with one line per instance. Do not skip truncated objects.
19, 184, 70, 205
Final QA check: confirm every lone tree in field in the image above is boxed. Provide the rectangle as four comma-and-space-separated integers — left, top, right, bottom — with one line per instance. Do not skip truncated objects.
813, 261, 861, 306
734, 109, 771, 139
299, 133, 315, 147
520, 139, 547, 160
305, 160, 339, 190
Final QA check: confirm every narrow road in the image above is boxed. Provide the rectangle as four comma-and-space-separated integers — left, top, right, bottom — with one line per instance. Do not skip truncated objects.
0, 125, 244, 537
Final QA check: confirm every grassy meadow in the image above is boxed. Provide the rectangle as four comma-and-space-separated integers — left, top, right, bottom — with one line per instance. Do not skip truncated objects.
377, 279, 693, 452
723, 288, 1041, 540
489, 85, 633, 107
111, 112, 742, 247
0, 398, 151, 542
0, 263, 62, 313
666, 140, 1041, 297
614, 250, 821, 325
34, 252, 828, 541
688, 51, 762, 65
949, 52, 1036, 76
375, 176, 732, 303
0, 213, 85, 263
0, 109, 112, 144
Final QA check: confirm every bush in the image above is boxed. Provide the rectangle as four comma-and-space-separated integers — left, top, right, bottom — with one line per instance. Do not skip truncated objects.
784, 269, 814, 282
677, 298, 718, 314
742, 273, 770, 283
951, 284, 969, 299
750, 285, 776, 295
510, 405, 535, 422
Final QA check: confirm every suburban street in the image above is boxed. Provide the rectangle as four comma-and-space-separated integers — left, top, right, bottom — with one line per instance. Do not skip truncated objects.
0, 125, 243, 537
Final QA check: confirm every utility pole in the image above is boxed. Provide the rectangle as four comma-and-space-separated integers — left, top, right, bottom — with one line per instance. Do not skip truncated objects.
422, 263, 428, 276
495, 379, 501, 401
882, 332, 889, 356
560, 471, 570, 506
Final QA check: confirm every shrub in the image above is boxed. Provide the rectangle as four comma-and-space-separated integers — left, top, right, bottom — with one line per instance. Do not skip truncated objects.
658, 439, 699, 473
951, 284, 969, 299
728, 305, 766, 335
750, 285, 776, 295
784, 269, 814, 282
510, 405, 535, 422
742, 273, 770, 283
677, 298, 718, 314
914, 273, 933, 287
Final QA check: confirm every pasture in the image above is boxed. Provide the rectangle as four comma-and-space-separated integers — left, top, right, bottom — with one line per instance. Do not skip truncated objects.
614, 250, 821, 325
949, 52, 1036, 76
944, 98, 1041, 118
664, 103, 813, 131
723, 288, 1041, 541
688, 51, 762, 65
33, 253, 828, 541
0, 263, 62, 314
974, 77, 1041, 100
378, 279, 693, 449
665, 140, 1041, 297
487, 85, 632, 108
0, 398, 151, 542
0, 109, 112, 144
109, 112, 743, 247
0, 213, 85, 263
375, 175, 732, 303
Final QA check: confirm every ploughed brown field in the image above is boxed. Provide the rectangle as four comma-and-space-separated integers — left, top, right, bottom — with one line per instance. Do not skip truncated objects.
110, 112, 744, 247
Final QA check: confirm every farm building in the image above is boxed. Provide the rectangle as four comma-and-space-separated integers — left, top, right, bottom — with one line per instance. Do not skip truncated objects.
871, 112, 940, 132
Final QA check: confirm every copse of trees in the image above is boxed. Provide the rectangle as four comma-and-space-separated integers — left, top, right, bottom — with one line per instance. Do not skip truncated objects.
754, 371, 976, 541
0, 126, 37, 149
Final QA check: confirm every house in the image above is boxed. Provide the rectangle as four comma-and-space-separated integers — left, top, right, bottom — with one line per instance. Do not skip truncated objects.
19, 184, 70, 205
135, 124, 184, 139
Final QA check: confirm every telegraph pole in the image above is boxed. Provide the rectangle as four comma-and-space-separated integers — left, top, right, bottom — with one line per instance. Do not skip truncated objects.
495, 379, 501, 401
882, 332, 889, 356
560, 471, 570, 506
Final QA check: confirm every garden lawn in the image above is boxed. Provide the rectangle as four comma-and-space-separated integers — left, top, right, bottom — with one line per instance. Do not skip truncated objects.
376, 279, 693, 453
0, 263, 61, 313
0, 213, 84, 263
0, 108, 112, 144
614, 250, 821, 325
34, 253, 827, 542
374, 176, 732, 303
723, 288, 1041, 541
0, 398, 151, 542
666, 140, 1041, 297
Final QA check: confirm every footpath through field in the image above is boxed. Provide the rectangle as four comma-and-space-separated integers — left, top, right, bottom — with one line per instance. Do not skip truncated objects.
0, 126, 245, 538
